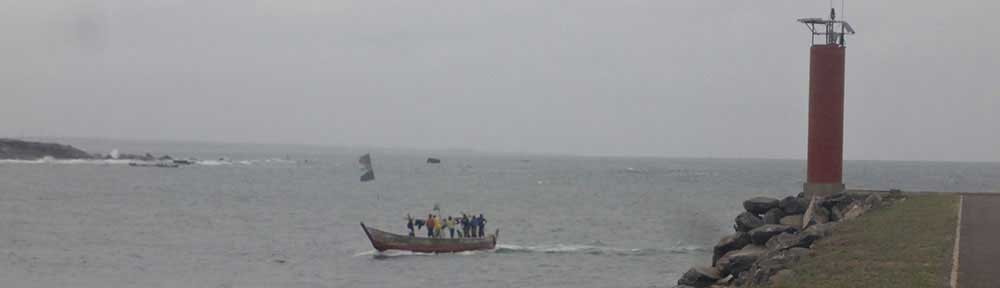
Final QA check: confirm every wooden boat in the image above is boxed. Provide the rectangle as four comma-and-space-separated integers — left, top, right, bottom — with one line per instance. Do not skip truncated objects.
360, 222, 498, 253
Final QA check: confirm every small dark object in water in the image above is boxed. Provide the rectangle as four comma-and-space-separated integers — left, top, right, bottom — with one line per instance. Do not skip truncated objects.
426, 158, 441, 164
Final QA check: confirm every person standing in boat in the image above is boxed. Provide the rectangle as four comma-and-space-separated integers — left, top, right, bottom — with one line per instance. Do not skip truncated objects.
434, 215, 444, 238
426, 214, 435, 237
478, 214, 488, 238
460, 214, 469, 238
446, 216, 455, 238
469, 215, 479, 238
406, 215, 415, 237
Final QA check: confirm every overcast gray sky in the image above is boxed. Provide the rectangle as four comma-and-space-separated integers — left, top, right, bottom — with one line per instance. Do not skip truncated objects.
1, 0, 997, 161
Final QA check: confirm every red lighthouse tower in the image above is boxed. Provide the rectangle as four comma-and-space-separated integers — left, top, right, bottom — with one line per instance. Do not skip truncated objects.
798, 9, 855, 197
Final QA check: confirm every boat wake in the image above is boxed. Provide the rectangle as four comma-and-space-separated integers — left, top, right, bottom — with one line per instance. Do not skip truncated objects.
494, 243, 707, 256
352, 243, 707, 259
353, 250, 481, 259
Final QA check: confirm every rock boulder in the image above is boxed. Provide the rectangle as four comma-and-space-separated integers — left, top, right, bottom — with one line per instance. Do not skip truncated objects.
802, 198, 830, 228
779, 214, 803, 227
677, 266, 721, 287
717, 245, 766, 277
820, 192, 850, 207
734, 212, 764, 232
864, 193, 884, 209
803, 222, 836, 239
763, 208, 785, 225
743, 197, 780, 215
779, 196, 808, 214
748, 224, 797, 245
842, 203, 866, 220
765, 232, 818, 251
713, 232, 750, 265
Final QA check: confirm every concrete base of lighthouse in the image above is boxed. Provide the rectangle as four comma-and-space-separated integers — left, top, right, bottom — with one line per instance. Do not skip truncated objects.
803, 182, 845, 198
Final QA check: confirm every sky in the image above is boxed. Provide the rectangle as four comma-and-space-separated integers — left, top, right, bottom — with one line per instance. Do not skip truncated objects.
0, 0, 997, 161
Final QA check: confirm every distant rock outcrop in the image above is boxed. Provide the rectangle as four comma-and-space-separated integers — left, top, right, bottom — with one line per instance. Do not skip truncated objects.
0, 139, 93, 160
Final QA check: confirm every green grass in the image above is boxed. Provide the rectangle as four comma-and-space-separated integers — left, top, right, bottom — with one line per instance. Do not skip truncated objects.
767, 194, 959, 288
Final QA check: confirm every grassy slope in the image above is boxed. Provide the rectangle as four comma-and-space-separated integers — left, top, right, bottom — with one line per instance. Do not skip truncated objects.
768, 194, 959, 288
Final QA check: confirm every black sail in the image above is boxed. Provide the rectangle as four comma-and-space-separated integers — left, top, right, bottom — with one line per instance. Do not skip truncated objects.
359, 153, 375, 182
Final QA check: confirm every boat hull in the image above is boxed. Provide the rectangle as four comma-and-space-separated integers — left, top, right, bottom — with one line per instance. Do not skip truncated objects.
360, 223, 497, 253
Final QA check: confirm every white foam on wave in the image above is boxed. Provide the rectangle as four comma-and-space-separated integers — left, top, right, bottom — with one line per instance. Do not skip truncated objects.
494, 243, 635, 255
195, 160, 231, 166
494, 243, 707, 256
668, 244, 709, 254
352, 250, 453, 258
352, 243, 707, 259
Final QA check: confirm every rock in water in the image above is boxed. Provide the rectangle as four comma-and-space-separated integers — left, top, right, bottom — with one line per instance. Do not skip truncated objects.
677, 266, 721, 287
779, 196, 808, 214
779, 215, 803, 227
743, 197, 780, 215
713, 232, 750, 265
748, 224, 797, 245
763, 208, 785, 225
734, 212, 765, 232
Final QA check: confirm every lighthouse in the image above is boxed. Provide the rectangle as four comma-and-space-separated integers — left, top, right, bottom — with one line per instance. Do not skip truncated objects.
798, 9, 855, 198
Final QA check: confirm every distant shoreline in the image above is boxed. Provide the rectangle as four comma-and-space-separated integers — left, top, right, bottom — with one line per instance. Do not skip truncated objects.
0, 138, 176, 162
0, 138, 93, 160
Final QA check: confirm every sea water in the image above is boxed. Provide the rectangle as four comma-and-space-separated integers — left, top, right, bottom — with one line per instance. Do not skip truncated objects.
1, 139, 998, 287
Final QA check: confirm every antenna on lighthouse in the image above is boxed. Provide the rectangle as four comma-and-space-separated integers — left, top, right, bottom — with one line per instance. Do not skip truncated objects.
797, 6, 855, 47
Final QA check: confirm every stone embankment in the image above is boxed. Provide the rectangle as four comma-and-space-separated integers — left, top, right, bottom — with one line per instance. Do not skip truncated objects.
673, 190, 904, 287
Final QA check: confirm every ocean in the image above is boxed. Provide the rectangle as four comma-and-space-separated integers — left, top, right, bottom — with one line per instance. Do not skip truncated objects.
1, 139, 998, 288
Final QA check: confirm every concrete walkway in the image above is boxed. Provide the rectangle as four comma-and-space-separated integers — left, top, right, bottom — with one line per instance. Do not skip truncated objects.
957, 194, 1000, 288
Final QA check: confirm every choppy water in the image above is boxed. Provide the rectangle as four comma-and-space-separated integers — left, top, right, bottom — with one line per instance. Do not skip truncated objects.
1, 139, 998, 287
